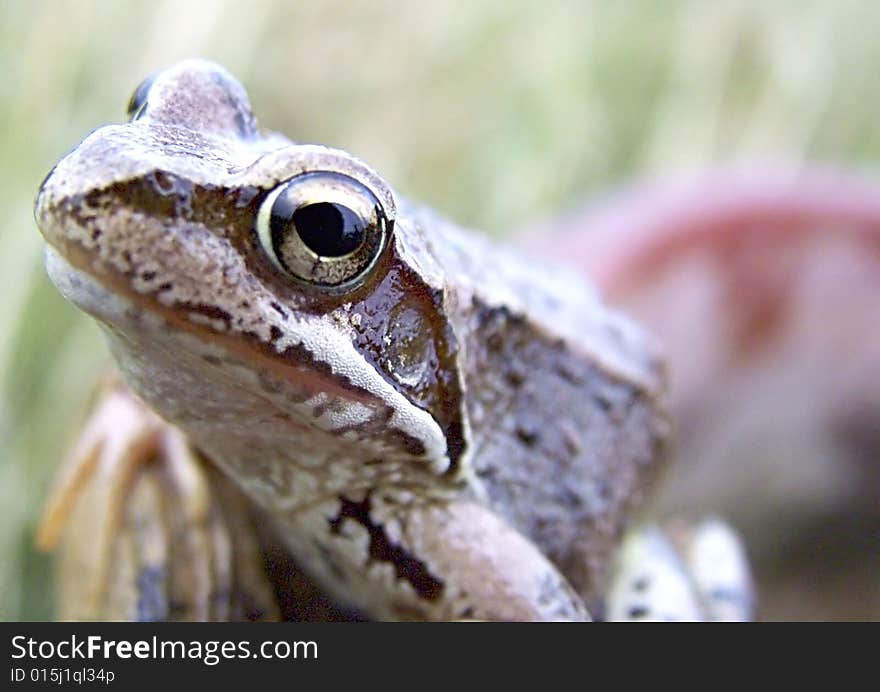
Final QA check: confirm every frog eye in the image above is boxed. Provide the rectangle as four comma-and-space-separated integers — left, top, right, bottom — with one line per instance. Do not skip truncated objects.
256, 172, 389, 288
126, 75, 155, 121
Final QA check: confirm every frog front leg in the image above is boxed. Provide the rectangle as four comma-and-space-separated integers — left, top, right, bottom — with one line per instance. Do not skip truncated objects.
37, 379, 281, 621
279, 495, 590, 621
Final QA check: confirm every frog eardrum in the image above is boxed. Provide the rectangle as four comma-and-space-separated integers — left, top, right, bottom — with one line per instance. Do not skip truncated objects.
256, 171, 390, 288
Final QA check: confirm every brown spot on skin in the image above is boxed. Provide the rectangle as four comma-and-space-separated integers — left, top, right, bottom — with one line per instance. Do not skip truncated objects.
185, 302, 233, 329
390, 430, 427, 458
505, 367, 526, 388
515, 424, 541, 447
328, 496, 444, 601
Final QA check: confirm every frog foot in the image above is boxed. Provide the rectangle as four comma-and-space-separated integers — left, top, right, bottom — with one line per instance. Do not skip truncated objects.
36, 378, 280, 621
605, 517, 755, 621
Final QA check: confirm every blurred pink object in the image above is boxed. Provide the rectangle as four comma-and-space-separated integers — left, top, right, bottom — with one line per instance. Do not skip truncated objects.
522, 165, 880, 619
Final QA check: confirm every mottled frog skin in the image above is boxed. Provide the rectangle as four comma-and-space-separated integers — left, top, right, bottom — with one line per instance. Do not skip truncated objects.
35, 60, 671, 620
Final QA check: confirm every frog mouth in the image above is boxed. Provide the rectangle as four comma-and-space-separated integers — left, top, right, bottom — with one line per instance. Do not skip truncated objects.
44, 245, 135, 327
46, 242, 362, 384
43, 244, 382, 406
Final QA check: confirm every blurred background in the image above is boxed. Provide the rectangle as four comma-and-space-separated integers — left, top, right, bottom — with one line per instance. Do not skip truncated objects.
3, 0, 879, 620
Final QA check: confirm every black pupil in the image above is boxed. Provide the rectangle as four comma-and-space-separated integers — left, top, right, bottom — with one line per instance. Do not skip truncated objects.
292, 202, 365, 257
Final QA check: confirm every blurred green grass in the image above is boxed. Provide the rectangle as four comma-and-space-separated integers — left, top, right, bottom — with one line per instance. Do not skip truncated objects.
3, 0, 880, 620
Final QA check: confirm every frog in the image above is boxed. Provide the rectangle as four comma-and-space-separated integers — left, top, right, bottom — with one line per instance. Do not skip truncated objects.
33, 59, 753, 621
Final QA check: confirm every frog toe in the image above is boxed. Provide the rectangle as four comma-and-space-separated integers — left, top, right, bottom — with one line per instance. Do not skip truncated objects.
38, 379, 280, 621
667, 517, 755, 621
604, 517, 754, 621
